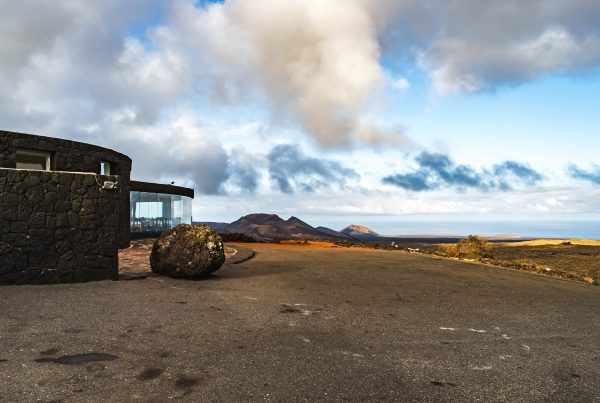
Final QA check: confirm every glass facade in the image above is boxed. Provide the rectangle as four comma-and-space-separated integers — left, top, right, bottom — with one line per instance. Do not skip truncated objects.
130, 191, 192, 233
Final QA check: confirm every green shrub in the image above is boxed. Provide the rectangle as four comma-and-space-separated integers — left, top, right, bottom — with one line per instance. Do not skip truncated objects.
439, 235, 492, 259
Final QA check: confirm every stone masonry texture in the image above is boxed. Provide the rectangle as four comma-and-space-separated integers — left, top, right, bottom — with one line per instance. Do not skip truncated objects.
0, 130, 131, 250
0, 168, 123, 284
0, 130, 133, 284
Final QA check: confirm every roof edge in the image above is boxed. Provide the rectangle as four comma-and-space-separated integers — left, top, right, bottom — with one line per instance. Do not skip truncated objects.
130, 180, 194, 198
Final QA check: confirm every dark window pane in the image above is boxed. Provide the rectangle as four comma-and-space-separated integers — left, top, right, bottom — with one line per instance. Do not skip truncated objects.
16, 150, 50, 170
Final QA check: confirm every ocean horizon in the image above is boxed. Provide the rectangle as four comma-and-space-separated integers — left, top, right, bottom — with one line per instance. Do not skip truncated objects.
379, 221, 600, 240
307, 217, 600, 240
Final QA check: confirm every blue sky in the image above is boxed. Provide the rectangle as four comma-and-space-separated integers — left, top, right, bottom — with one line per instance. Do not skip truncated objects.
1, 0, 599, 237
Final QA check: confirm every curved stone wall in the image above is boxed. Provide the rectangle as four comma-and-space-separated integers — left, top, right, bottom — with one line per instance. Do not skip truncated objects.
0, 169, 122, 284
0, 130, 131, 249
0, 130, 131, 174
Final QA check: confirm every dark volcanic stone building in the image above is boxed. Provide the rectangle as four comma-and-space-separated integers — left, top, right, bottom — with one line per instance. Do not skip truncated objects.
0, 130, 194, 285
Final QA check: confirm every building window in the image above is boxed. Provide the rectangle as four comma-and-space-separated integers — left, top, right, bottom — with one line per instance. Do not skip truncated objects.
100, 161, 113, 175
15, 149, 52, 171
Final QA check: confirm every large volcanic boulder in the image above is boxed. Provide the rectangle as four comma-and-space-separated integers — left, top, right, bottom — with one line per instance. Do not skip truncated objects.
150, 224, 225, 279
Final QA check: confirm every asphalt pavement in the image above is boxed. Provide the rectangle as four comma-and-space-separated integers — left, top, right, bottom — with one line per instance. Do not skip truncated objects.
1, 245, 599, 402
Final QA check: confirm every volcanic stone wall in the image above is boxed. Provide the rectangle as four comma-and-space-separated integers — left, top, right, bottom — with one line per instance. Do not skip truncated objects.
0, 130, 131, 249
0, 168, 123, 284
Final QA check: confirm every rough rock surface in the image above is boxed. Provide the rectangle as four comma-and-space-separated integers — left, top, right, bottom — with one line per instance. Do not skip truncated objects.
150, 224, 225, 279
0, 168, 123, 284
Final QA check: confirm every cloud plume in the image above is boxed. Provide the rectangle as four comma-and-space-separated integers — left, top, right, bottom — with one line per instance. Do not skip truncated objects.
268, 144, 358, 193
409, 0, 600, 92
182, 0, 393, 146
383, 152, 543, 192
568, 164, 600, 185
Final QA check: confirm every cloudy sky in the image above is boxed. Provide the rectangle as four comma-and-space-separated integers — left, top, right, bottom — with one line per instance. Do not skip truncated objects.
2, 0, 599, 236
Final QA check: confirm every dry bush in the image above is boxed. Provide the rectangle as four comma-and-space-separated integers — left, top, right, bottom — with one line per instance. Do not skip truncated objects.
439, 235, 492, 259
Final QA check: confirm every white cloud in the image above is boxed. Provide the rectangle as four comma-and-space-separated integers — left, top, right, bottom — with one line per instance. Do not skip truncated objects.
391, 77, 410, 92
164, 0, 395, 146
1, 0, 599, 217
409, 0, 600, 92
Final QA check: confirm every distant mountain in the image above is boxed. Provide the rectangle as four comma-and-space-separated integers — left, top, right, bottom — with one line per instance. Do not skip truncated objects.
206, 213, 341, 242
315, 226, 347, 237
196, 216, 523, 243
340, 224, 380, 239
194, 221, 230, 231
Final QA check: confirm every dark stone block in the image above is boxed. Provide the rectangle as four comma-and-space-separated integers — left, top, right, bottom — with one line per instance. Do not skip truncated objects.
57, 184, 69, 200
80, 215, 98, 231
0, 209, 17, 221
75, 253, 86, 267
29, 249, 58, 267
59, 174, 72, 186
103, 215, 119, 227
98, 239, 117, 256
18, 170, 29, 181
29, 229, 53, 248
18, 199, 33, 213
86, 184, 100, 198
51, 172, 62, 182
56, 212, 69, 228
36, 267, 61, 284
29, 212, 46, 229
45, 213, 56, 231
97, 199, 115, 217
60, 269, 74, 283
57, 251, 76, 271
82, 242, 99, 255
25, 185, 45, 204
82, 230, 98, 243
44, 190, 57, 204
82, 175, 96, 186
0, 219, 10, 234
0, 192, 18, 207
13, 249, 28, 269
67, 211, 80, 227
54, 240, 71, 255
39, 171, 51, 182
17, 213, 28, 222
0, 242, 15, 274
70, 182, 86, 196
80, 198, 97, 215
53, 228, 68, 241
4, 170, 16, 182
10, 222, 28, 233
21, 267, 44, 284
55, 200, 71, 212
3, 233, 29, 248
33, 201, 54, 215
0, 271, 23, 285
23, 175, 40, 188
71, 197, 82, 213
10, 181, 24, 194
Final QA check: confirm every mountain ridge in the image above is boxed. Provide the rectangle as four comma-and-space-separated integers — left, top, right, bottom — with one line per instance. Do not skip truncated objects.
194, 214, 521, 242
199, 213, 342, 242
340, 224, 380, 239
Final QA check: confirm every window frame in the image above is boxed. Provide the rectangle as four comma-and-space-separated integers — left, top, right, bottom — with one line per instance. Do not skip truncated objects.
15, 149, 52, 171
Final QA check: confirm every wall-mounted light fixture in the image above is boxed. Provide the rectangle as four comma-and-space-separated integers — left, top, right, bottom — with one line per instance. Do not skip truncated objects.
102, 181, 118, 190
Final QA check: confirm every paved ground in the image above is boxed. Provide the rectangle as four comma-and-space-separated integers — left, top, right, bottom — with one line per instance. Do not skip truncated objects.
1, 244, 599, 402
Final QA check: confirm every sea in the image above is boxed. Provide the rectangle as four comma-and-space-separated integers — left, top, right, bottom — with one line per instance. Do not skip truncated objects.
310, 216, 600, 240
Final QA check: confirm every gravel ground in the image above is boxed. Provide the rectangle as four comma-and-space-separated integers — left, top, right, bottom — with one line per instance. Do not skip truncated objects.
1, 245, 599, 402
